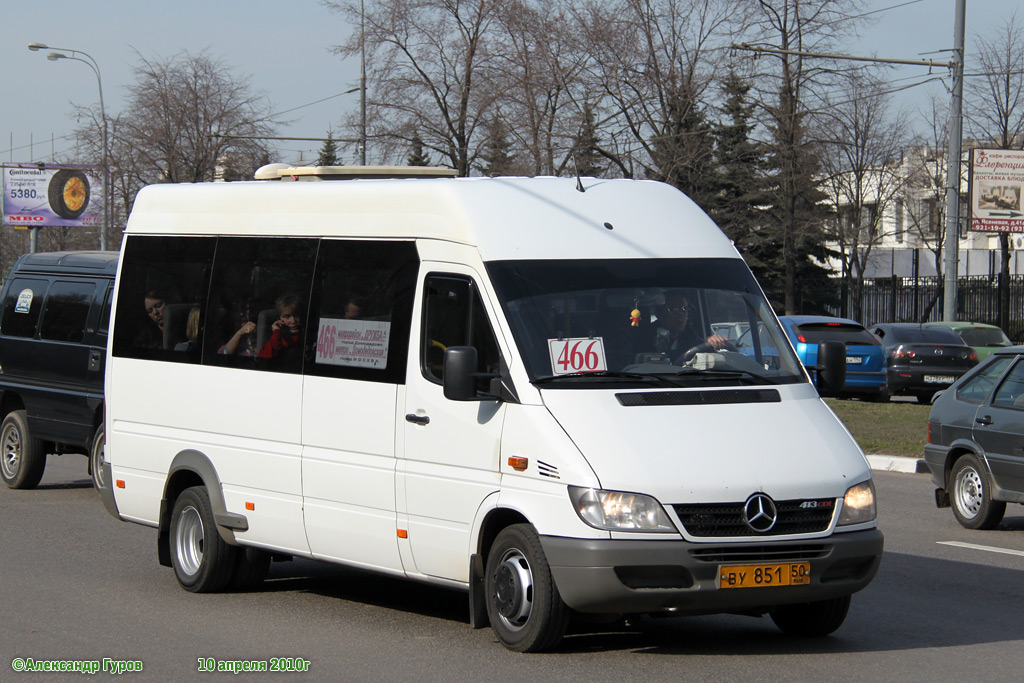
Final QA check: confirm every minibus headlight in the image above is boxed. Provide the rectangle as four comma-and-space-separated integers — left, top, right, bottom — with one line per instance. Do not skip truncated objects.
837, 480, 877, 526
568, 486, 676, 532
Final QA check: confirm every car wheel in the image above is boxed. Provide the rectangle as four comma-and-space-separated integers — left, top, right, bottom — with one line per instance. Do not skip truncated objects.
89, 424, 106, 492
170, 486, 238, 592
485, 524, 569, 652
770, 595, 851, 636
915, 391, 936, 404
868, 389, 890, 403
950, 454, 1005, 530
0, 410, 46, 489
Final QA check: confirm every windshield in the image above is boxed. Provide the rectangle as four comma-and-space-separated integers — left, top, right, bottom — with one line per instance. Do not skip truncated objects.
888, 326, 962, 344
486, 258, 805, 388
957, 327, 1011, 347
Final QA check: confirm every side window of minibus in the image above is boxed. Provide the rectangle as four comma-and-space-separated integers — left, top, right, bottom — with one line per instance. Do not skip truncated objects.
111, 236, 215, 363
0, 278, 49, 338
421, 275, 501, 391
305, 239, 418, 384
203, 236, 318, 374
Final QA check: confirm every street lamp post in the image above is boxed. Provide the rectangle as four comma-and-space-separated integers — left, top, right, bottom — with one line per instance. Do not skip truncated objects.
28, 42, 108, 251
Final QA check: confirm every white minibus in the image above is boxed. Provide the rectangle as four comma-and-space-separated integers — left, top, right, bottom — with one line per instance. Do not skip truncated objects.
101, 166, 882, 652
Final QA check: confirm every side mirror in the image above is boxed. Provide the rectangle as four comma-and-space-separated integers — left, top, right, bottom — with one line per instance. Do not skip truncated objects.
443, 346, 478, 401
816, 340, 847, 397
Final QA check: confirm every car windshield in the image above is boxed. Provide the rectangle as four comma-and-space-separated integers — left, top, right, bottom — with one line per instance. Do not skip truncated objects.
956, 327, 1011, 347
486, 258, 805, 388
888, 327, 962, 344
794, 323, 879, 346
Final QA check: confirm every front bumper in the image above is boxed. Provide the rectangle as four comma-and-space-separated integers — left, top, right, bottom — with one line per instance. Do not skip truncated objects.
541, 528, 883, 615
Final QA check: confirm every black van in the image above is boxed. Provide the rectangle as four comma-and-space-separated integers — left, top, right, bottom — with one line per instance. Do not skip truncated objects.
0, 251, 117, 490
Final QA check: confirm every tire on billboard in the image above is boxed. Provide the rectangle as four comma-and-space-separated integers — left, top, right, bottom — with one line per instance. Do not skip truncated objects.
48, 169, 91, 220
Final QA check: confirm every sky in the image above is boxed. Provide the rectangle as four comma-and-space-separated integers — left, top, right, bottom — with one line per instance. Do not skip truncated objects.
1, 0, 1020, 169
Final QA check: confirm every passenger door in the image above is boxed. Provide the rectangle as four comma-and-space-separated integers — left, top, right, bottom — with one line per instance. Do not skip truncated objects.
300, 240, 418, 574
400, 268, 505, 582
974, 359, 1024, 493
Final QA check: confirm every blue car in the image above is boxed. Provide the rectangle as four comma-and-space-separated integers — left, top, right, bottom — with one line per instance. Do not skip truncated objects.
778, 315, 889, 401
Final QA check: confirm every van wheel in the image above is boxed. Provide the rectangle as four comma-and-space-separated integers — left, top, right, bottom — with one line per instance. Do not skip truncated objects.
0, 410, 46, 489
950, 454, 1005, 530
170, 486, 237, 592
230, 547, 271, 590
485, 524, 569, 652
770, 595, 851, 636
89, 424, 106, 491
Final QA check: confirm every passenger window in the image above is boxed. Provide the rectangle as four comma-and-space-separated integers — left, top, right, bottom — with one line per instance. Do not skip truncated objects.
992, 361, 1024, 409
39, 281, 96, 343
112, 236, 215, 362
956, 357, 1013, 404
204, 237, 317, 374
0, 278, 49, 339
305, 240, 418, 384
421, 275, 501, 392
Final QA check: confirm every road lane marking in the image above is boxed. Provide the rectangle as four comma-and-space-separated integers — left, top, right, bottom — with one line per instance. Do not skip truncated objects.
938, 541, 1024, 557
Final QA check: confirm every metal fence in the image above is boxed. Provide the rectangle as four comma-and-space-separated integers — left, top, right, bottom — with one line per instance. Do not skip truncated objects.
764, 275, 1024, 341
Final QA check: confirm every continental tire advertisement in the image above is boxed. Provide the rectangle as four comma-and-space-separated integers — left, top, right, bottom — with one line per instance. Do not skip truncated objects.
2, 164, 102, 228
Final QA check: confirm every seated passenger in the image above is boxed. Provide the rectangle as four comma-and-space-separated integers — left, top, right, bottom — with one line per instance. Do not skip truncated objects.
258, 294, 304, 365
220, 318, 257, 356
134, 290, 166, 349
174, 307, 202, 352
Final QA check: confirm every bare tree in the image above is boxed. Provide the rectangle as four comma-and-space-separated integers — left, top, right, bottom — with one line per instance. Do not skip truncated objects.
964, 10, 1024, 331
819, 74, 911, 320
583, 0, 742, 198
118, 51, 275, 185
326, 0, 503, 175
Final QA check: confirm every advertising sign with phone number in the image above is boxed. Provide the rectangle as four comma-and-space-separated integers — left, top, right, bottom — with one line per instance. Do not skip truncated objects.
2, 164, 103, 228
548, 337, 608, 375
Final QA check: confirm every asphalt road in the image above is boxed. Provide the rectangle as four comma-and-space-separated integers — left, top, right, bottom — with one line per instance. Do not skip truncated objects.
3, 454, 1024, 681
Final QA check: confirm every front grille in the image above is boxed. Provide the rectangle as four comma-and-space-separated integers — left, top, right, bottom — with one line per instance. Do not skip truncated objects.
673, 498, 835, 537
616, 389, 781, 406
689, 543, 831, 563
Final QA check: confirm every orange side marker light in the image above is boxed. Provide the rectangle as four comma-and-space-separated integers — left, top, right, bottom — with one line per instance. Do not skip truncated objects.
397, 529, 408, 539
115, 480, 125, 489
245, 502, 255, 511
508, 456, 529, 472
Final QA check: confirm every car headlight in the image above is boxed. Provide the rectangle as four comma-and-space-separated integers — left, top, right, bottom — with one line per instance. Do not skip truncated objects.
837, 480, 877, 526
568, 486, 676, 532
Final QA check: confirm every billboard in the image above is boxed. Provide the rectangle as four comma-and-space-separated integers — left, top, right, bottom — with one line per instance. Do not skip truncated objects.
969, 148, 1024, 233
2, 164, 103, 228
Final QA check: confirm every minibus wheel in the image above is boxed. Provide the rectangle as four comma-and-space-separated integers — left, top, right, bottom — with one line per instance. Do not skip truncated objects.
89, 424, 106, 492
770, 594, 851, 636
0, 410, 46, 490
485, 524, 569, 652
170, 486, 237, 592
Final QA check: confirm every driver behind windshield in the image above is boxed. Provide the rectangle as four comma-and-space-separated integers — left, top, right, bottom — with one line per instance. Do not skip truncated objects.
653, 289, 729, 359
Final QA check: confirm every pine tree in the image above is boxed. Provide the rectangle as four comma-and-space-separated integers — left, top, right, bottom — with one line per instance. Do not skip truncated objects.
479, 117, 515, 177
571, 104, 604, 178
407, 132, 431, 166
317, 131, 340, 166
647, 82, 716, 210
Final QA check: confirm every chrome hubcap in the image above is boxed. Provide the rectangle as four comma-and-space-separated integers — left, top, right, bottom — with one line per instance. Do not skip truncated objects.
175, 506, 205, 576
1, 425, 21, 479
492, 548, 534, 631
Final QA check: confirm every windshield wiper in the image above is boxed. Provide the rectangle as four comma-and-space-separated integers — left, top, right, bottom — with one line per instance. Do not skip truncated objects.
661, 368, 774, 384
534, 371, 677, 387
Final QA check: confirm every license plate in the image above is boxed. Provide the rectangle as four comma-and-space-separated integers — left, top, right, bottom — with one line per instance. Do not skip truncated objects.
845, 356, 861, 365
924, 375, 955, 384
719, 562, 811, 589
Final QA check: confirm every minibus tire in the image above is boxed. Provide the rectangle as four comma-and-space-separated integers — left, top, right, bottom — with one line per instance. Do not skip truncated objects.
770, 594, 851, 636
0, 410, 46, 490
230, 547, 271, 590
950, 454, 1005, 530
170, 486, 237, 593
485, 524, 569, 652
89, 424, 106, 492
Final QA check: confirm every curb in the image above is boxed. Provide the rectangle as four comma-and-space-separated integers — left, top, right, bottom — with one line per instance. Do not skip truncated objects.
866, 454, 928, 474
